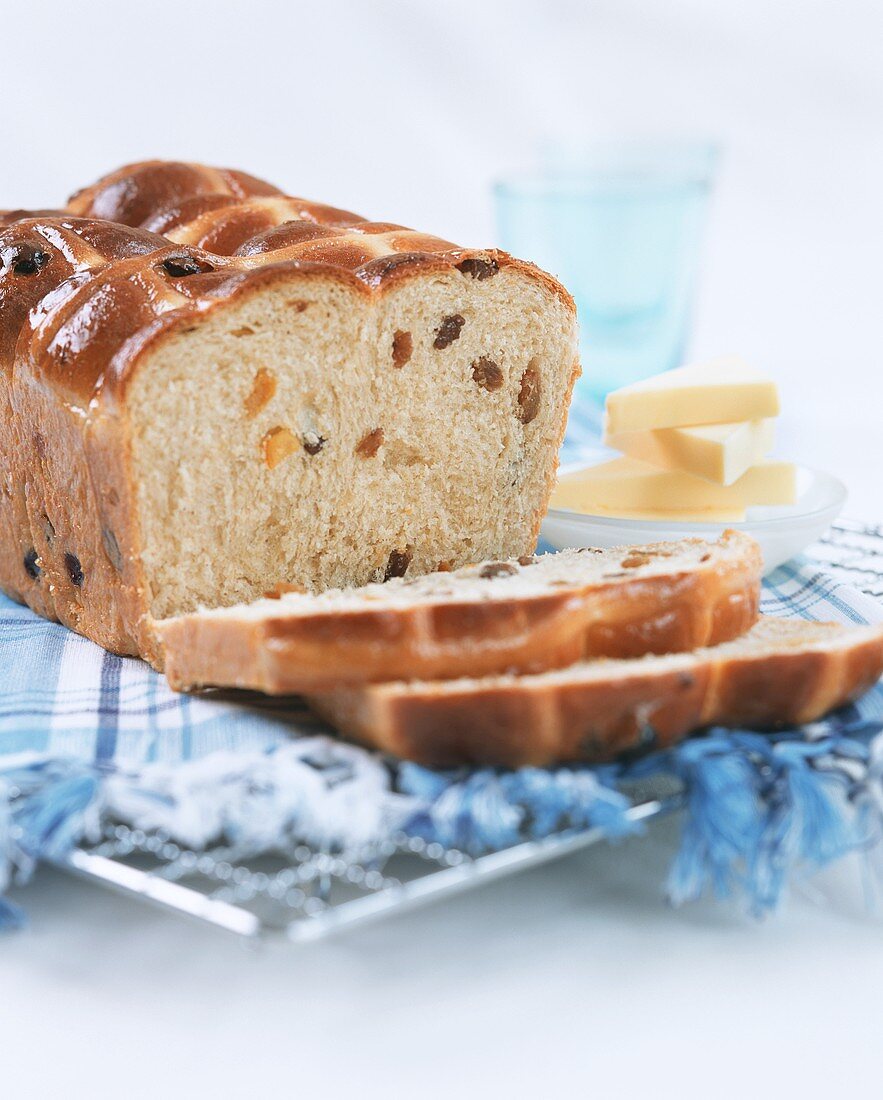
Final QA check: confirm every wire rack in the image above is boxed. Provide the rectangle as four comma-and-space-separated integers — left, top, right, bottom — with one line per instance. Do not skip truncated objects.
807, 519, 883, 599
53, 519, 883, 942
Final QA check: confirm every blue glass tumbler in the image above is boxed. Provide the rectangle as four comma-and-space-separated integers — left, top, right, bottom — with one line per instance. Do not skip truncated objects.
494, 142, 718, 407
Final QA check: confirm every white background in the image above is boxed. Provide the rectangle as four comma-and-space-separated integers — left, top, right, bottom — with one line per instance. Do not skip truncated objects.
2, 1, 883, 1095
3, 0, 882, 510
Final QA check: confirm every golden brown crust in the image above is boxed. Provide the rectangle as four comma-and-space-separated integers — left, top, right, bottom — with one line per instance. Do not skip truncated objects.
66, 158, 576, 311
159, 533, 762, 693
66, 160, 285, 225
3, 171, 575, 414
0, 161, 577, 660
308, 620, 883, 767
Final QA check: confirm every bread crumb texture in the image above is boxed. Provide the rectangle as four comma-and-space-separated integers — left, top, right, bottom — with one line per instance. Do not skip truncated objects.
129, 269, 576, 618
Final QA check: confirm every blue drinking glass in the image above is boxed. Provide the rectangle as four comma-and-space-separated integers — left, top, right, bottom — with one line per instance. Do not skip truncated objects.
494, 142, 719, 408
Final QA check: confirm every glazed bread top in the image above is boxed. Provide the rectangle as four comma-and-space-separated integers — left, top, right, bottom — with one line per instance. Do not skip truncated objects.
0, 160, 574, 415
66, 160, 286, 227
67, 159, 364, 245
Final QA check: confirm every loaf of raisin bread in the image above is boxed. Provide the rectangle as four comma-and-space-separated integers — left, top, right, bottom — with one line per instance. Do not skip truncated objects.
308, 618, 883, 767
0, 162, 578, 666
158, 531, 762, 692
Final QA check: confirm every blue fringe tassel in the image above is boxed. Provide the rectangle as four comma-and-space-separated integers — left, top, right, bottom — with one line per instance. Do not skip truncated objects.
397, 763, 636, 852
629, 713, 883, 914
0, 757, 99, 929
2, 714, 883, 927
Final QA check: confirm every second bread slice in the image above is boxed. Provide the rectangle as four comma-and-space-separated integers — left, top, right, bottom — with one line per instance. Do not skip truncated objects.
308, 618, 883, 767
158, 530, 762, 693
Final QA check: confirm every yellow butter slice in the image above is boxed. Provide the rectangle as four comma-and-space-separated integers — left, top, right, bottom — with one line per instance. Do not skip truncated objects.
605, 419, 775, 486
603, 357, 780, 436
551, 456, 796, 519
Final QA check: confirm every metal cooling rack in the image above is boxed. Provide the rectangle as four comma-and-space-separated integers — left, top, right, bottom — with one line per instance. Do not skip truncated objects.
53, 519, 883, 942
807, 519, 883, 599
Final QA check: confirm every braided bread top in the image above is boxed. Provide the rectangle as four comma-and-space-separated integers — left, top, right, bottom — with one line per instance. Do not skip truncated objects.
66, 160, 284, 227
1, 161, 572, 413
66, 159, 466, 263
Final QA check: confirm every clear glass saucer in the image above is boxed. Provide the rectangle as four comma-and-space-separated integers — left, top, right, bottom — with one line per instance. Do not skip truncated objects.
540, 462, 847, 573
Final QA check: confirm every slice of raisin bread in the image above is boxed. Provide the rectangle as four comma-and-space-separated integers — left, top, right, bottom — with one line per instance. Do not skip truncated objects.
0, 161, 578, 666
157, 531, 762, 692
308, 618, 883, 767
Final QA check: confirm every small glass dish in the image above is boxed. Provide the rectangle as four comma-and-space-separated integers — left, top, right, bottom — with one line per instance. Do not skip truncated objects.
540, 461, 847, 573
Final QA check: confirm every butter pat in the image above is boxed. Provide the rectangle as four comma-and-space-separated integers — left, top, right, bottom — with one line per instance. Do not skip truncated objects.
603, 356, 780, 435
551, 457, 796, 520
606, 419, 775, 486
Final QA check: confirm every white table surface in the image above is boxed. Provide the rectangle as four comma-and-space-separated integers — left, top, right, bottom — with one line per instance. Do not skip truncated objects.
4, 815, 882, 1099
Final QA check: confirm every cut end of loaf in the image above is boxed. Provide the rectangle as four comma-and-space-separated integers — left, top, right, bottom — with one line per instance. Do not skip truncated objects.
129, 263, 578, 623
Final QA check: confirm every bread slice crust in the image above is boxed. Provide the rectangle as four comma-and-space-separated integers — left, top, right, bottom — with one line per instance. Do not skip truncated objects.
158, 531, 762, 692
307, 618, 883, 767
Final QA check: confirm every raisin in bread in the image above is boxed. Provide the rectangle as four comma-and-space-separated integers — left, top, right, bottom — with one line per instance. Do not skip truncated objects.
157, 531, 762, 692
0, 161, 578, 666
308, 618, 883, 767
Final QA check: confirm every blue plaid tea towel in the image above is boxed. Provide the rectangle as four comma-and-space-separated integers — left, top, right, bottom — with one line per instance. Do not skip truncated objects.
1, 556, 882, 927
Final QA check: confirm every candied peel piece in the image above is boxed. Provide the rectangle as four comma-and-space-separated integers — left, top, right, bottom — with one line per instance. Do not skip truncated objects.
244, 368, 277, 418
262, 426, 300, 469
